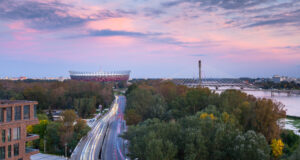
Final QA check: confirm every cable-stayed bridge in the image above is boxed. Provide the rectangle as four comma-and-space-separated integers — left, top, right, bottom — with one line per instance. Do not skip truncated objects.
171, 78, 300, 96
171, 78, 255, 89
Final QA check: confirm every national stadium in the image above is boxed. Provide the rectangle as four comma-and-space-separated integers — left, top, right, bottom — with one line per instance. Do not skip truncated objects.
69, 70, 131, 82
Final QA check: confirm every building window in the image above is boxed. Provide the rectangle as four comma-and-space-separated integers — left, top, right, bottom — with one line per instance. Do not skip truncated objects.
0, 108, 3, 123
8, 145, 11, 158
13, 127, 20, 140
1, 130, 5, 143
13, 143, 19, 156
0, 146, 5, 160
24, 105, 30, 120
34, 105, 37, 118
6, 107, 12, 122
8, 128, 11, 142
14, 106, 21, 121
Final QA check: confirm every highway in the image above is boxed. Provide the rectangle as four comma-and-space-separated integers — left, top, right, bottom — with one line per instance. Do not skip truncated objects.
71, 95, 126, 160
101, 96, 127, 160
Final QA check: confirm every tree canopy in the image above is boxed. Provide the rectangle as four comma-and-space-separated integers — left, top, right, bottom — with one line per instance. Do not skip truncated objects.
0, 80, 114, 118
123, 81, 292, 160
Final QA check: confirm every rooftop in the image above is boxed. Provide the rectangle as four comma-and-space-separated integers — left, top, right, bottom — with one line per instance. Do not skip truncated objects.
0, 100, 37, 105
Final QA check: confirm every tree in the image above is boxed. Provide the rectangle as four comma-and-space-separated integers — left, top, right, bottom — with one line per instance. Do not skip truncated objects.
125, 109, 142, 125
271, 139, 284, 158
123, 119, 180, 160
74, 119, 90, 141
23, 85, 48, 109
126, 87, 167, 121
185, 88, 212, 114
280, 130, 300, 156
66, 118, 91, 154
61, 110, 77, 127
218, 90, 286, 142
59, 110, 77, 150
37, 114, 48, 121
32, 120, 49, 139
74, 97, 96, 118
145, 138, 177, 160
252, 99, 286, 142
124, 114, 271, 160
232, 131, 270, 160
45, 122, 61, 154
31, 119, 49, 150
289, 144, 300, 160
184, 129, 208, 160
124, 82, 289, 160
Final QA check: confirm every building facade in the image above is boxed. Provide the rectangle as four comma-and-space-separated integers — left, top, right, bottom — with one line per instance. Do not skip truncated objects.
0, 100, 39, 160
272, 75, 283, 83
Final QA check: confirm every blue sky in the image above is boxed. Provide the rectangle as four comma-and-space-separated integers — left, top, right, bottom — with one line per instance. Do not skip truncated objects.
0, 0, 300, 78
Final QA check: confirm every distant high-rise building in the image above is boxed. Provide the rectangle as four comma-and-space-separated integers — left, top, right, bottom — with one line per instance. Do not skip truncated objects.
272, 75, 282, 83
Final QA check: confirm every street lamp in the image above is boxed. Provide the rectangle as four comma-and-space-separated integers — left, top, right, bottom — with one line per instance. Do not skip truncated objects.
44, 139, 46, 153
65, 143, 68, 158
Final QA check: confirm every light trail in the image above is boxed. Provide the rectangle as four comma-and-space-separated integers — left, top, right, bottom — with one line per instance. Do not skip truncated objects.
78, 96, 119, 160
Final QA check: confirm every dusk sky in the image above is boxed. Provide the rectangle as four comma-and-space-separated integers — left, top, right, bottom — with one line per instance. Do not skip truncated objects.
0, 0, 300, 78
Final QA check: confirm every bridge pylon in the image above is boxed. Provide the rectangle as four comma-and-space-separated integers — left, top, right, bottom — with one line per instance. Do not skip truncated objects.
198, 60, 202, 86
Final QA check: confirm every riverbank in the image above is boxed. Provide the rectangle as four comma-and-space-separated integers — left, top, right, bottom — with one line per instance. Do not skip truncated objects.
284, 116, 300, 136
212, 87, 300, 135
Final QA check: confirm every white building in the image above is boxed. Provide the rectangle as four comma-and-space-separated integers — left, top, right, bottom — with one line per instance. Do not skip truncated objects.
272, 75, 283, 83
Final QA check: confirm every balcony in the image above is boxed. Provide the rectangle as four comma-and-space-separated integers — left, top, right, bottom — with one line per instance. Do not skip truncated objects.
25, 147, 39, 155
26, 134, 39, 141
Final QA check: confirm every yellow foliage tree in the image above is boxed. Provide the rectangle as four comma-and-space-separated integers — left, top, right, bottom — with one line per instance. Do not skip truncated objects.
271, 139, 284, 158
26, 125, 33, 133
200, 113, 216, 120
39, 120, 49, 125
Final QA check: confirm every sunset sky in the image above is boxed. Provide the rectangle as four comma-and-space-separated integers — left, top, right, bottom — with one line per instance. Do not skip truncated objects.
0, 0, 300, 78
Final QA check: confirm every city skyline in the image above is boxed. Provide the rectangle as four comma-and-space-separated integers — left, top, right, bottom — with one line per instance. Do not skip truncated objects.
1, 0, 300, 78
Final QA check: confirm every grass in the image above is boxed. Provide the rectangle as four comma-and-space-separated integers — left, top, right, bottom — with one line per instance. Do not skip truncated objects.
286, 116, 300, 129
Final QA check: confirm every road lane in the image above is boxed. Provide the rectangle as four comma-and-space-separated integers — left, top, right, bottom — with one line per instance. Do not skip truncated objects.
71, 96, 119, 160
102, 96, 127, 160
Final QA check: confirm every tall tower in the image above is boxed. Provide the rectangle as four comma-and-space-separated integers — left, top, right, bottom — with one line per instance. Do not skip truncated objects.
198, 60, 201, 85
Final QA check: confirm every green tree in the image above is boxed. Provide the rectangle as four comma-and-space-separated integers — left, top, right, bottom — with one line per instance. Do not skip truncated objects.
74, 97, 96, 118
233, 131, 270, 160
45, 122, 61, 154
74, 118, 90, 141
23, 85, 48, 109
126, 88, 167, 122
280, 130, 300, 157
59, 110, 77, 151
185, 88, 212, 114
289, 144, 300, 160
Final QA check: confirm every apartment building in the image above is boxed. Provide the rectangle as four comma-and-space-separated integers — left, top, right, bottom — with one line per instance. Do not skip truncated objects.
0, 100, 39, 160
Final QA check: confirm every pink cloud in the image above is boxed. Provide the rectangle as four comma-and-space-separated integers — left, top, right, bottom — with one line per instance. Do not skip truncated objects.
7, 21, 39, 41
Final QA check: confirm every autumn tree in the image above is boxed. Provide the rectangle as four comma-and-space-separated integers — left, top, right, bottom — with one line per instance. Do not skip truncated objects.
253, 99, 286, 142
126, 87, 167, 123
74, 97, 96, 118
59, 110, 77, 150
271, 139, 284, 158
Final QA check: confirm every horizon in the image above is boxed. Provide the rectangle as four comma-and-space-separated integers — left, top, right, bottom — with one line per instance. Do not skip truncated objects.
1, 74, 299, 80
1, 0, 300, 78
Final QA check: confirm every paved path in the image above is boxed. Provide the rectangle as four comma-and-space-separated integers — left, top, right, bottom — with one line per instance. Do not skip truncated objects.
31, 153, 66, 160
